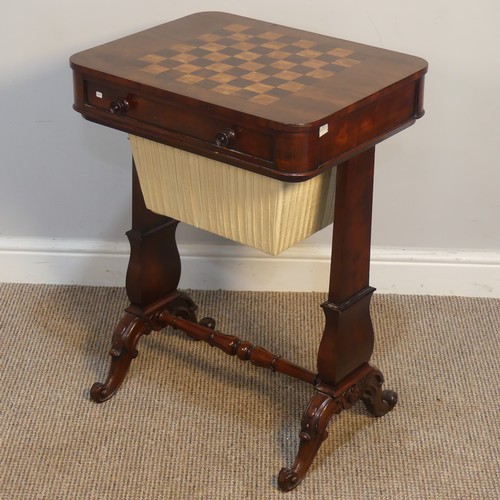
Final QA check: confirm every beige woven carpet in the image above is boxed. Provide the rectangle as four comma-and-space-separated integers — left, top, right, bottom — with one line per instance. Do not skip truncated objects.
0, 284, 498, 499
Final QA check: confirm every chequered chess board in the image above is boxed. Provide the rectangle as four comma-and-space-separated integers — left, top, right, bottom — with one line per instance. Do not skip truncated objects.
137, 23, 362, 106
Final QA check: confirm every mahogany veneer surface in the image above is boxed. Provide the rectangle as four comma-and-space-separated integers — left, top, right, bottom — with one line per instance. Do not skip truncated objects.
71, 11, 427, 179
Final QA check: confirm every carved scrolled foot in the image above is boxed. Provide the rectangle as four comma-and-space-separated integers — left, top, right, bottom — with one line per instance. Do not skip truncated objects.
278, 468, 300, 492
278, 391, 341, 492
361, 368, 398, 417
90, 312, 151, 403
90, 382, 113, 403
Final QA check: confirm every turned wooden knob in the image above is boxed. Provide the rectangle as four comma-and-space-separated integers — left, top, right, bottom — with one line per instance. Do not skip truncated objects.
109, 99, 130, 114
215, 128, 236, 148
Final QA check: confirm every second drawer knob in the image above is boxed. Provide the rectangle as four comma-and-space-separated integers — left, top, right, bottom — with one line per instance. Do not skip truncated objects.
215, 128, 236, 148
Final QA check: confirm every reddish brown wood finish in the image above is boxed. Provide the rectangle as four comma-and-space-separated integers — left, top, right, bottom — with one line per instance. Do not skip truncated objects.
71, 11, 427, 493
90, 163, 198, 403
125, 164, 182, 307
316, 148, 376, 385
159, 311, 318, 385
71, 11, 427, 180
278, 364, 397, 491
276, 147, 395, 491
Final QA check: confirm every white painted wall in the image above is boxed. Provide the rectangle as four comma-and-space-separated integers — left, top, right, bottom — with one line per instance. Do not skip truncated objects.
1, 1, 499, 295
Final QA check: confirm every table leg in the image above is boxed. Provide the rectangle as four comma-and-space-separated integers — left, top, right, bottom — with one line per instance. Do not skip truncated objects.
279, 147, 397, 490
90, 160, 197, 403
318, 147, 377, 385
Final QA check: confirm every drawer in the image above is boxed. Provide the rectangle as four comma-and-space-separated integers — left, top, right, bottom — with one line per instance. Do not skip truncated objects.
84, 81, 274, 162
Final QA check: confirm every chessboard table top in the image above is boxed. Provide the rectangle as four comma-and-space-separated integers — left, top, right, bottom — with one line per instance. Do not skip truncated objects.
70, 11, 427, 126
71, 12, 427, 179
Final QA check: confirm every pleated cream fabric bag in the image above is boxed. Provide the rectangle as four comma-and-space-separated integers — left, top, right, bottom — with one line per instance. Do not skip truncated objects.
130, 135, 336, 255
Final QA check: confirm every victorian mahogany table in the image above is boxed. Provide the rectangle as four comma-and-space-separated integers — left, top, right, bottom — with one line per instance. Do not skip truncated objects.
70, 12, 427, 491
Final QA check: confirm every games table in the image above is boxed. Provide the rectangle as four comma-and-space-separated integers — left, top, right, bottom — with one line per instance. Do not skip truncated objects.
70, 12, 427, 491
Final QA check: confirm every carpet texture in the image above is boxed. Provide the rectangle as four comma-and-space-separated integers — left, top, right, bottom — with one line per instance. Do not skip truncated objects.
0, 284, 498, 499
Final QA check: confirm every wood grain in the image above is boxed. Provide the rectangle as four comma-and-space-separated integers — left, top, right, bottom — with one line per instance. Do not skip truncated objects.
71, 11, 427, 177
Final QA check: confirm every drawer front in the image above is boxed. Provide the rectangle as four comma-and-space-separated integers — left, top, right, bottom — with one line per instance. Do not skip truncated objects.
85, 81, 274, 162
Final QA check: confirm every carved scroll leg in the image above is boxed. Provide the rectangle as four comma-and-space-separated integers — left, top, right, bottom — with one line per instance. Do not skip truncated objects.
278, 391, 341, 492
278, 365, 392, 491
90, 312, 151, 403
361, 368, 398, 417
